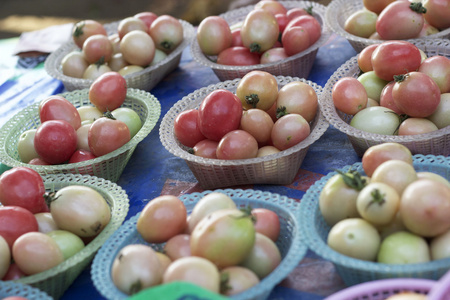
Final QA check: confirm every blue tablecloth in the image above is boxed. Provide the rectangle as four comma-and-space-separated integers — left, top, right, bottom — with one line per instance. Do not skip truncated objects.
0, 33, 360, 299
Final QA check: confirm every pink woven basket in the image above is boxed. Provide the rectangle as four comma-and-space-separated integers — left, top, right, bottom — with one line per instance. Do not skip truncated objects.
428, 269, 450, 300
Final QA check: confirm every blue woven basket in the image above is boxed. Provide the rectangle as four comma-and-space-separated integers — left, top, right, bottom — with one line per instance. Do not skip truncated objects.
0, 281, 52, 300
299, 154, 450, 287
91, 189, 307, 300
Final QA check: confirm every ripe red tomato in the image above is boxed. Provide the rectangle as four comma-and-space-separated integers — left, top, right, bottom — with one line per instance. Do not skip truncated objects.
88, 71, 127, 112
192, 139, 219, 159
88, 116, 131, 157
134, 11, 158, 30
34, 120, 78, 164
357, 44, 378, 73
68, 149, 97, 163
39, 95, 82, 130
379, 81, 404, 114
0, 167, 45, 214
281, 26, 311, 56
197, 89, 243, 141
332, 77, 368, 115
0, 206, 39, 249
82, 34, 113, 64
174, 109, 206, 148
217, 46, 261, 66
285, 15, 321, 45
271, 114, 310, 150
423, 0, 450, 30
216, 130, 259, 160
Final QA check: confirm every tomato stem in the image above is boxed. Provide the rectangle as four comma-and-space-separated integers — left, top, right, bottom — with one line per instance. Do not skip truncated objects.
95, 56, 105, 67
306, 6, 313, 15
220, 272, 232, 294
103, 110, 117, 120
365, 188, 386, 211
43, 191, 59, 208
160, 41, 173, 51
393, 74, 407, 83
335, 168, 367, 191
245, 94, 260, 108
409, 2, 427, 14
72, 21, 85, 37
276, 106, 288, 119
249, 42, 262, 53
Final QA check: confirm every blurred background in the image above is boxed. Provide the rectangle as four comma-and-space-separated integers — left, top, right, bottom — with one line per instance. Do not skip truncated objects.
0, 0, 331, 39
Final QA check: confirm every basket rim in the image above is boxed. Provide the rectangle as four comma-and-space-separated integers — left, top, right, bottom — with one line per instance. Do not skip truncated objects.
91, 188, 308, 300
190, 0, 332, 72
318, 38, 450, 144
325, 0, 450, 49
0, 87, 161, 172
159, 75, 329, 167
427, 269, 450, 300
299, 154, 450, 276
44, 19, 195, 86
15, 173, 129, 285
0, 280, 53, 300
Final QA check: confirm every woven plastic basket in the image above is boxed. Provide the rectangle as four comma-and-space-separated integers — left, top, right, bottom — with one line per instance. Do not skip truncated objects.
13, 173, 129, 299
319, 38, 450, 157
190, 1, 331, 81
0, 281, 53, 300
44, 19, 195, 91
0, 88, 161, 182
428, 269, 450, 300
325, 278, 435, 300
325, 0, 450, 53
159, 76, 328, 189
299, 154, 450, 287
91, 188, 307, 300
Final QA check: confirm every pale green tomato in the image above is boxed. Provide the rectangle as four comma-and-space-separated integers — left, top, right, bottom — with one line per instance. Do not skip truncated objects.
76, 123, 91, 151
77, 105, 103, 123
430, 228, 450, 260
118, 65, 144, 76
366, 98, 380, 107
427, 93, 450, 129
327, 218, 380, 261
417, 171, 450, 188
350, 106, 401, 135
377, 231, 431, 264
0, 235, 10, 279
371, 160, 417, 196
150, 49, 168, 66
357, 71, 389, 102
344, 9, 378, 38
47, 230, 85, 260
17, 129, 39, 163
111, 107, 142, 138
35, 212, 59, 234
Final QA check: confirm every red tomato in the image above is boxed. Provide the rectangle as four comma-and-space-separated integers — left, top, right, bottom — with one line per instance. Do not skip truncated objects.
357, 44, 378, 73
418, 55, 450, 93
68, 149, 97, 163
88, 116, 131, 157
88, 71, 127, 112
392, 71, 441, 118
281, 26, 311, 56
371, 41, 422, 81
197, 89, 243, 141
2, 262, 26, 280
72, 20, 106, 49
216, 130, 259, 160
34, 120, 78, 164
275, 13, 289, 33
379, 81, 404, 114
82, 34, 113, 64
363, 0, 395, 14
39, 95, 81, 130
423, 0, 450, 30
217, 46, 261, 66
134, 11, 158, 29
271, 114, 310, 151
260, 47, 288, 64
197, 16, 233, 56
28, 157, 51, 165
286, 7, 311, 21
192, 139, 219, 159
0, 167, 45, 214
285, 15, 321, 45
252, 208, 280, 242
231, 28, 244, 47
174, 109, 206, 148
332, 77, 368, 115
0, 206, 39, 249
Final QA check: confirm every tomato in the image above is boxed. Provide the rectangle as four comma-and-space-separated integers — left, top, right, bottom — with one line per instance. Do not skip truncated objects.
216, 46, 261, 66
240, 108, 274, 146
401, 179, 450, 237
275, 13, 289, 33
423, 0, 450, 30
363, 0, 395, 14
392, 72, 441, 118
68, 149, 97, 163
17, 129, 39, 163
328, 218, 381, 261
350, 106, 401, 135
236, 70, 278, 111
257, 145, 280, 157
344, 9, 377, 38
108, 53, 129, 72
357, 71, 388, 103
190, 208, 255, 268
260, 47, 288, 64
111, 107, 142, 139
287, 7, 312, 21
117, 17, 148, 39
82, 63, 112, 80
134, 11, 158, 29
149, 15, 183, 53
137, 195, 187, 243
0, 167, 45, 214
240, 8, 279, 53
49, 185, 111, 238
163, 234, 191, 261
88, 72, 127, 113
376, 1, 426, 39
28, 158, 51, 165
162, 256, 220, 293
430, 228, 450, 260
155, 252, 172, 274
0, 235, 10, 279
61, 51, 88, 78
216, 130, 259, 160
34, 212, 59, 234
88, 115, 130, 157
12, 231, 64, 275
371, 159, 417, 196
252, 208, 280, 242
47, 230, 85, 260
276, 81, 318, 122
377, 231, 430, 264
72, 20, 106, 49
77, 105, 103, 123
111, 244, 163, 295
361, 142, 413, 177
197, 16, 232, 56
34, 119, 77, 164
427, 93, 450, 129
173, 109, 206, 148
231, 27, 244, 47
398, 118, 439, 135
220, 266, 260, 296
150, 49, 168, 65
379, 81, 404, 114
332, 77, 368, 115
76, 123, 91, 151
357, 44, 378, 73
285, 14, 321, 45
192, 139, 219, 159
118, 65, 144, 76
255, 0, 288, 16
197, 89, 243, 141
0, 206, 38, 250
418, 55, 450, 93
371, 41, 422, 81
39, 95, 81, 130
187, 192, 237, 233
120, 30, 155, 67
281, 26, 310, 56
271, 114, 310, 151
2, 262, 25, 280
82, 34, 113, 64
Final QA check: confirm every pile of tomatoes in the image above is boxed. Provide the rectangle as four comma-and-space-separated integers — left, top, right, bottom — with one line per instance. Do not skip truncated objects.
111, 192, 282, 296
331, 40, 450, 135
18, 72, 142, 166
174, 70, 318, 160
344, 0, 449, 39
319, 142, 450, 264
196, 0, 322, 66
0, 166, 111, 280
61, 11, 184, 80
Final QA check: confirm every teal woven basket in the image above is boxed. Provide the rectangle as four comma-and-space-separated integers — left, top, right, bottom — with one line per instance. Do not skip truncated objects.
0, 280, 53, 300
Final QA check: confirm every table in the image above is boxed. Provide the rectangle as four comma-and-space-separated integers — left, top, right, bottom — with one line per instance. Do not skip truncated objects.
0, 32, 360, 299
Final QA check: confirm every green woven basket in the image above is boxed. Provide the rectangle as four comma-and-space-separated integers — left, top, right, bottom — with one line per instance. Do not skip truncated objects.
0, 88, 161, 182
14, 173, 130, 299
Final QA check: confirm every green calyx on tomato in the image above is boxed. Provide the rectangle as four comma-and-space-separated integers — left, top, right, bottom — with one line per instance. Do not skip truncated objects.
276, 106, 288, 119
72, 21, 85, 37
409, 2, 427, 14
335, 169, 367, 191
245, 94, 261, 108
365, 188, 386, 211
305, 6, 313, 15
220, 272, 232, 294
249, 42, 262, 53
160, 41, 174, 51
